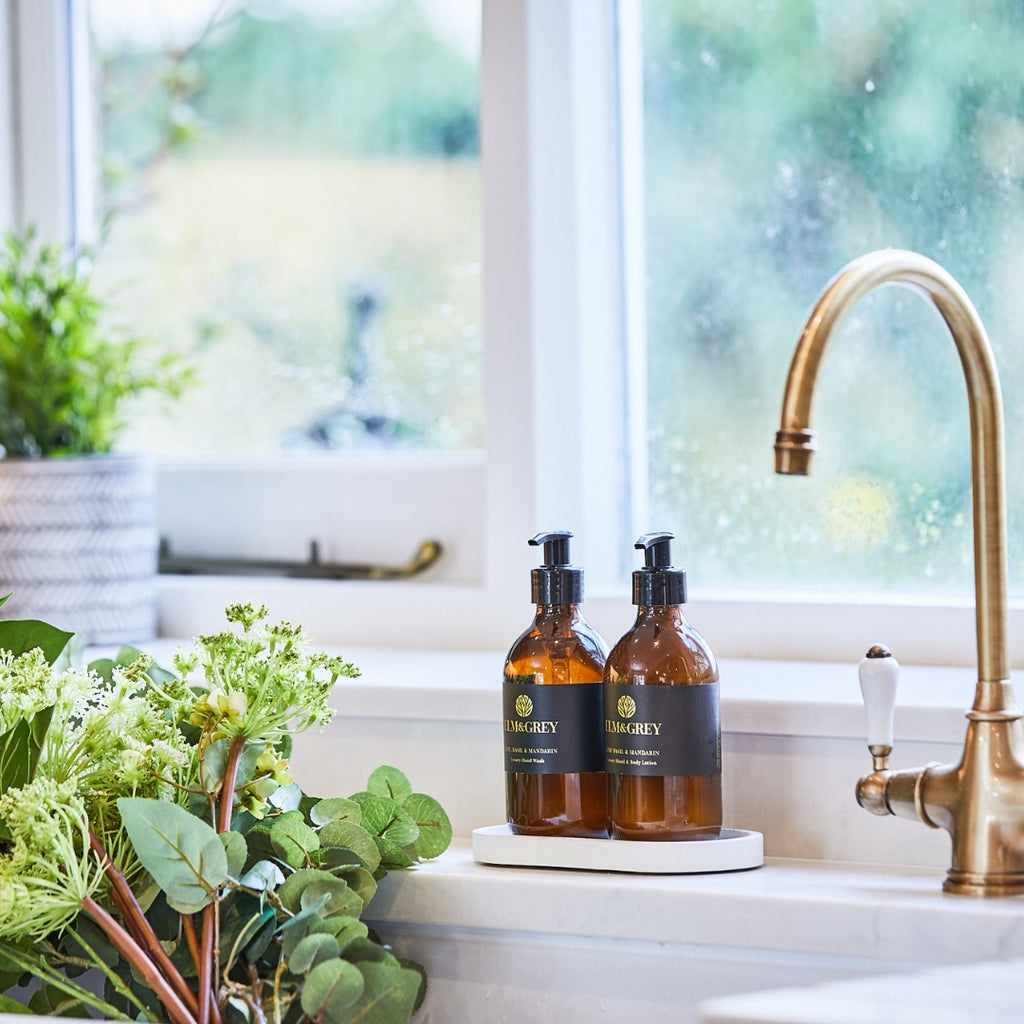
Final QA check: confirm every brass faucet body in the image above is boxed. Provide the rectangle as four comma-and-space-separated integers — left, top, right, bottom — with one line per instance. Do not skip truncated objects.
775, 249, 1024, 896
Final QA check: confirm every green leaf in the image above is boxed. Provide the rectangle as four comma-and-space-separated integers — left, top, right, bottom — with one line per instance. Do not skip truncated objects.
354, 960, 422, 1022
87, 645, 146, 683
401, 793, 452, 860
288, 932, 339, 974
319, 819, 381, 873
376, 838, 415, 870
280, 908, 323, 959
0, 618, 73, 663
398, 958, 428, 1015
337, 865, 377, 908
239, 858, 285, 891
117, 797, 228, 912
317, 846, 364, 871
220, 830, 248, 877
322, 916, 369, 951
201, 737, 263, 793
299, 959, 364, 1023
219, 892, 275, 971
301, 878, 363, 919
270, 814, 320, 868
244, 821, 275, 864
30, 984, 90, 1017
278, 869, 343, 914
358, 797, 419, 848
310, 797, 362, 826
345, 936, 400, 967
0, 705, 53, 792
269, 781, 303, 811
366, 766, 413, 804
0, 994, 31, 1014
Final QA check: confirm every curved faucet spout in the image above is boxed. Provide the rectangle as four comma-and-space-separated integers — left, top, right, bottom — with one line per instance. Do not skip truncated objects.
774, 249, 1009, 691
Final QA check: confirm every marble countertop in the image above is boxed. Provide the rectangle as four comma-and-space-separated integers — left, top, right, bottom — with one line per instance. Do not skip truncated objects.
698, 957, 1024, 1023
369, 843, 1024, 967
364, 843, 1024, 1022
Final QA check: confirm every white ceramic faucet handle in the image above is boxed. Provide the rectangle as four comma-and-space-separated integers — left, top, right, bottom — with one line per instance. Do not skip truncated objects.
858, 645, 898, 751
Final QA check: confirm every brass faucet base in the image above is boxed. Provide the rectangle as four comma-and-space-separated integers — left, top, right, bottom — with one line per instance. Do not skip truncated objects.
944, 871, 1024, 898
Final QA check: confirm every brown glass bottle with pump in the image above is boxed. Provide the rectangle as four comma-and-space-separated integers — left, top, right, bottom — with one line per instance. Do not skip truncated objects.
605, 532, 722, 840
504, 531, 610, 838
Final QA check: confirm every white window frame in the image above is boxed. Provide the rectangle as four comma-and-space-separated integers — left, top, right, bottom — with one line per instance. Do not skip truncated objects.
4, 0, 1020, 670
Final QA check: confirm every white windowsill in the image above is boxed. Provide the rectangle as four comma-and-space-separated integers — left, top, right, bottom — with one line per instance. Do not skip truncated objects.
154, 572, 1024, 670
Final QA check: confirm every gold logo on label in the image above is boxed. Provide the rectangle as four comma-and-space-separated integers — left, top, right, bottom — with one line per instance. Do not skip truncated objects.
617, 694, 637, 719
515, 694, 534, 718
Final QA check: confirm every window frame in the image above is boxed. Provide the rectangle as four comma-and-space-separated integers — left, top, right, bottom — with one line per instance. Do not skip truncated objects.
5, 0, 1021, 670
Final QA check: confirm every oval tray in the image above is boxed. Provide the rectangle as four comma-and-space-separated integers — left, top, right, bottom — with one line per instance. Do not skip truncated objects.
471, 824, 763, 874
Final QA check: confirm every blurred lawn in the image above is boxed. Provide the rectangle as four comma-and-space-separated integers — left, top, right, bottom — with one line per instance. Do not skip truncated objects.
99, 151, 482, 454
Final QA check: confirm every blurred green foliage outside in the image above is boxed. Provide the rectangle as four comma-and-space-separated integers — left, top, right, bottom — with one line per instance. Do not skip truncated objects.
643, 0, 1024, 596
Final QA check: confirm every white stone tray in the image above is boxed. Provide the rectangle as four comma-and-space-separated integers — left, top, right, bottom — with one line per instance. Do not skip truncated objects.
471, 824, 763, 874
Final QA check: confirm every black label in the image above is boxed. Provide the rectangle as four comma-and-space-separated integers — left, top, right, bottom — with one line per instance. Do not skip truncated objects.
604, 681, 721, 777
503, 678, 605, 774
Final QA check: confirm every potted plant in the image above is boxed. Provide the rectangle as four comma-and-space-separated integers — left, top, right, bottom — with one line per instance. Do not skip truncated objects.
0, 228, 189, 643
0, 601, 451, 1023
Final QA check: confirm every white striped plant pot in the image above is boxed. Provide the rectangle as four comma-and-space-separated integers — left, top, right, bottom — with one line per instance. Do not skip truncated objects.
0, 454, 158, 644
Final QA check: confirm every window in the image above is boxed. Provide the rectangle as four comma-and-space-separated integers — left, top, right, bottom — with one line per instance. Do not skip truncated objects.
88, 0, 482, 456
640, 1, 1024, 600
6, 1, 1021, 666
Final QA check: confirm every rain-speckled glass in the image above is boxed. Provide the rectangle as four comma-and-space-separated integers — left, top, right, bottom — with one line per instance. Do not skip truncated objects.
642, 1, 1024, 597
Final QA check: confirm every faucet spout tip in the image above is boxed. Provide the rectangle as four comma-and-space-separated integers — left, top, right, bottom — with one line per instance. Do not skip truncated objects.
774, 428, 817, 475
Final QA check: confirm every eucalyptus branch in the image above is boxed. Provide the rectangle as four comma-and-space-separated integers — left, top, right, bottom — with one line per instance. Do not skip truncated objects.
82, 895, 198, 1024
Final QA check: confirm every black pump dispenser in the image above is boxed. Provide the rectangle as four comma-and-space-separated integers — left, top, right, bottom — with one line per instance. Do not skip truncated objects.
529, 530, 583, 605
632, 532, 687, 606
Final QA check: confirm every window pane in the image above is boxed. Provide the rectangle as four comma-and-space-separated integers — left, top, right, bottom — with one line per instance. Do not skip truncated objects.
641, 1, 1024, 596
88, 0, 481, 454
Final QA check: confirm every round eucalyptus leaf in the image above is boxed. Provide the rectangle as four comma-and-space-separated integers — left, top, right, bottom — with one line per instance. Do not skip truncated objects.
117, 797, 226, 910
301, 878, 363, 918
270, 815, 320, 868
318, 819, 381, 873
365, 766, 413, 804
220, 830, 248, 877
401, 793, 452, 859
299, 959, 364, 1023
287, 932, 339, 975
239, 858, 285, 891
310, 797, 362, 826
278, 868, 338, 913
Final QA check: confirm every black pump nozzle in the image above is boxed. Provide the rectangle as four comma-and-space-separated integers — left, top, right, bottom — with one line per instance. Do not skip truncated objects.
528, 530, 583, 605
633, 532, 687, 606
529, 531, 573, 567
636, 532, 674, 568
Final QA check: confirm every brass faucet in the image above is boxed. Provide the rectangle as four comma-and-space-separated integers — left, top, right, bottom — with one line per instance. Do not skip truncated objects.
774, 248, 1024, 896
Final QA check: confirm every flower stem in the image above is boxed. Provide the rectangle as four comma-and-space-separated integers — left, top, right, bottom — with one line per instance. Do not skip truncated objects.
218, 735, 248, 833
89, 828, 200, 1018
82, 894, 198, 1024
199, 904, 214, 1024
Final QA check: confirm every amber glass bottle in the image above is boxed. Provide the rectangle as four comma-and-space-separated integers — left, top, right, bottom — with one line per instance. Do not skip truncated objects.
605, 533, 721, 841
504, 531, 610, 838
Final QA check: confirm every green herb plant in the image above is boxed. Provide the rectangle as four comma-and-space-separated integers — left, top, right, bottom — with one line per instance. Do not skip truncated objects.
0, 601, 451, 1024
0, 229, 190, 457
